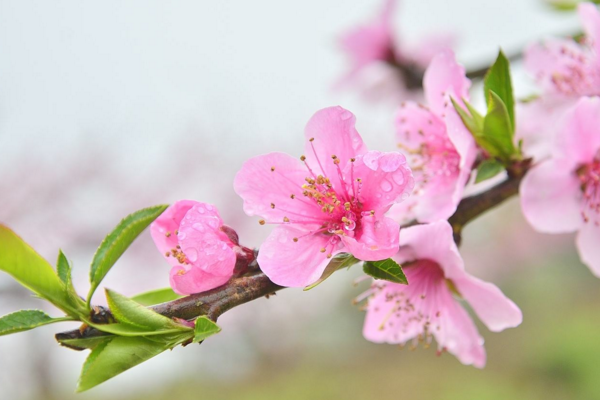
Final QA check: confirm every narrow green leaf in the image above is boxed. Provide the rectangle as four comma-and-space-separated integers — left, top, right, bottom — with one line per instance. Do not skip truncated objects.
482, 91, 518, 161
451, 98, 482, 136
130, 288, 183, 306
0, 225, 81, 316
87, 205, 168, 305
104, 289, 190, 332
193, 316, 221, 343
77, 336, 171, 392
363, 258, 408, 284
56, 250, 85, 311
0, 310, 71, 336
59, 336, 112, 350
475, 159, 505, 183
304, 254, 359, 291
484, 50, 515, 129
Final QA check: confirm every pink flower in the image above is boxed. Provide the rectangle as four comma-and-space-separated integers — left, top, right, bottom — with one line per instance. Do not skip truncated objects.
389, 50, 476, 223
521, 96, 600, 277
518, 3, 600, 159
234, 106, 414, 287
362, 221, 522, 368
337, 0, 454, 98
151, 200, 238, 295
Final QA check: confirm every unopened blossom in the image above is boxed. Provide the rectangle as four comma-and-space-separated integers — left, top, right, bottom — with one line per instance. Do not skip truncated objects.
362, 221, 522, 368
389, 50, 476, 223
234, 106, 414, 287
521, 96, 600, 277
518, 2, 600, 158
337, 0, 454, 98
151, 200, 244, 295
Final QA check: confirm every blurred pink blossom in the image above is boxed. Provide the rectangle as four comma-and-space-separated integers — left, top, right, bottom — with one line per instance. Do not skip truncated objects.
362, 221, 522, 368
518, 2, 600, 159
151, 200, 237, 295
234, 106, 414, 287
389, 50, 476, 223
337, 0, 454, 101
521, 96, 600, 277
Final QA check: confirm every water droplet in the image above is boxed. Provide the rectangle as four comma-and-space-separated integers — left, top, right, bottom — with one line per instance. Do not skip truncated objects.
392, 170, 405, 185
198, 207, 205, 214
380, 179, 393, 192
178, 231, 187, 240
340, 110, 352, 120
208, 219, 218, 229
376, 193, 382, 198
192, 223, 205, 232
185, 248, 198, 262
206, 204, 214, 211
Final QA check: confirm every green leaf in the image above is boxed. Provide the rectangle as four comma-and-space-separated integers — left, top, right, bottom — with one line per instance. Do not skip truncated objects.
87, 205, 168, 305
484, 50, 515, 130
103, 289, 191, 333
130, 288, 183, 306
58, 336, 112, 351
451, 97, 483, 136
0, 225, 83, 317
77, 336, 172, 392
482, 91, 518, 161
475, 159, 505, 183
193, 316, 221, 343
304, 254, 359, 291
56, 250, 85, 310
363, 258, 408, 284
0, 310, 71, 336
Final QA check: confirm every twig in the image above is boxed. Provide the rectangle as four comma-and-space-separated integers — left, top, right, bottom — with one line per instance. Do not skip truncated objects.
56, 165, 528, 348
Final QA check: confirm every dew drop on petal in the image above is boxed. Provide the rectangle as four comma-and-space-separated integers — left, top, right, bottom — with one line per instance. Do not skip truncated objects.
178, 231, 187, 240
380, 179, 393, 192
185, 248, 198, 262
192, 223, 205, 232
392, 170, 405, 185
341, 111, 352, 121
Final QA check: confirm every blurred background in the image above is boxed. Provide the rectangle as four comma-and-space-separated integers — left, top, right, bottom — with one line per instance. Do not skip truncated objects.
1, 1, 598, 399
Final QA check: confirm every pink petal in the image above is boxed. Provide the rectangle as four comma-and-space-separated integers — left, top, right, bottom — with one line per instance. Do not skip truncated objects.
576, 222, 600, 277
396, 221, 463, 274
150, 200, 198, 269
303, 107, 368, 183
341, 216, 399, 261
453, 275, 523, 332
351, 150, 414, 214
555, 97, 600, 168
396, 102, 446, 149
433, 296, 487, 368
579, 2, 600, 55
234, 152, 323, 223
423, 49, 471, 116
169, 265, 231, 296
178, 204, 236, 277
257, 226, 343, 287
520, 160, 582, 233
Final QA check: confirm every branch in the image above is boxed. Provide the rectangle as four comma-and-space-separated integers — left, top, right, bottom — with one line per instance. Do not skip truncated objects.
56, 165, 529, 347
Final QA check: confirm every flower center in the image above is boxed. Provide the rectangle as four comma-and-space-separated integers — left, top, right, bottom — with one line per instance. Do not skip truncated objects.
399, 134, 460, 194
577, 151, 600, 225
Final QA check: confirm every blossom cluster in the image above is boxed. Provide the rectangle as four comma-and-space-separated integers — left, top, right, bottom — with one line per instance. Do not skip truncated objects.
149, 1, 600, 369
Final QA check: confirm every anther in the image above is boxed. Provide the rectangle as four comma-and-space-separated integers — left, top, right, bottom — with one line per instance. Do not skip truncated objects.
350, 158, 355, 162
165, 252, 170, 257
293, 237, 298, 242
290, 194, 295, 199
270, 203, 275, 209
300, 155, 306, 161
270, 166, 275, 172
259, 220, 266, 225
165, 231, 171, 237
320, 247, 326, 253
309, 137, 315, 142
283, 216, 290, 223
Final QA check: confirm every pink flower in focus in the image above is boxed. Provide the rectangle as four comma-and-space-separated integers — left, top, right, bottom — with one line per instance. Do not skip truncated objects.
234, 106, 414, 287
521, 96, 600, 277
337, 0, 454, 98
389, 50, 476, 223
151, 200, 238, 295
362, 221, 522, 368
518, 3, 600, 158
